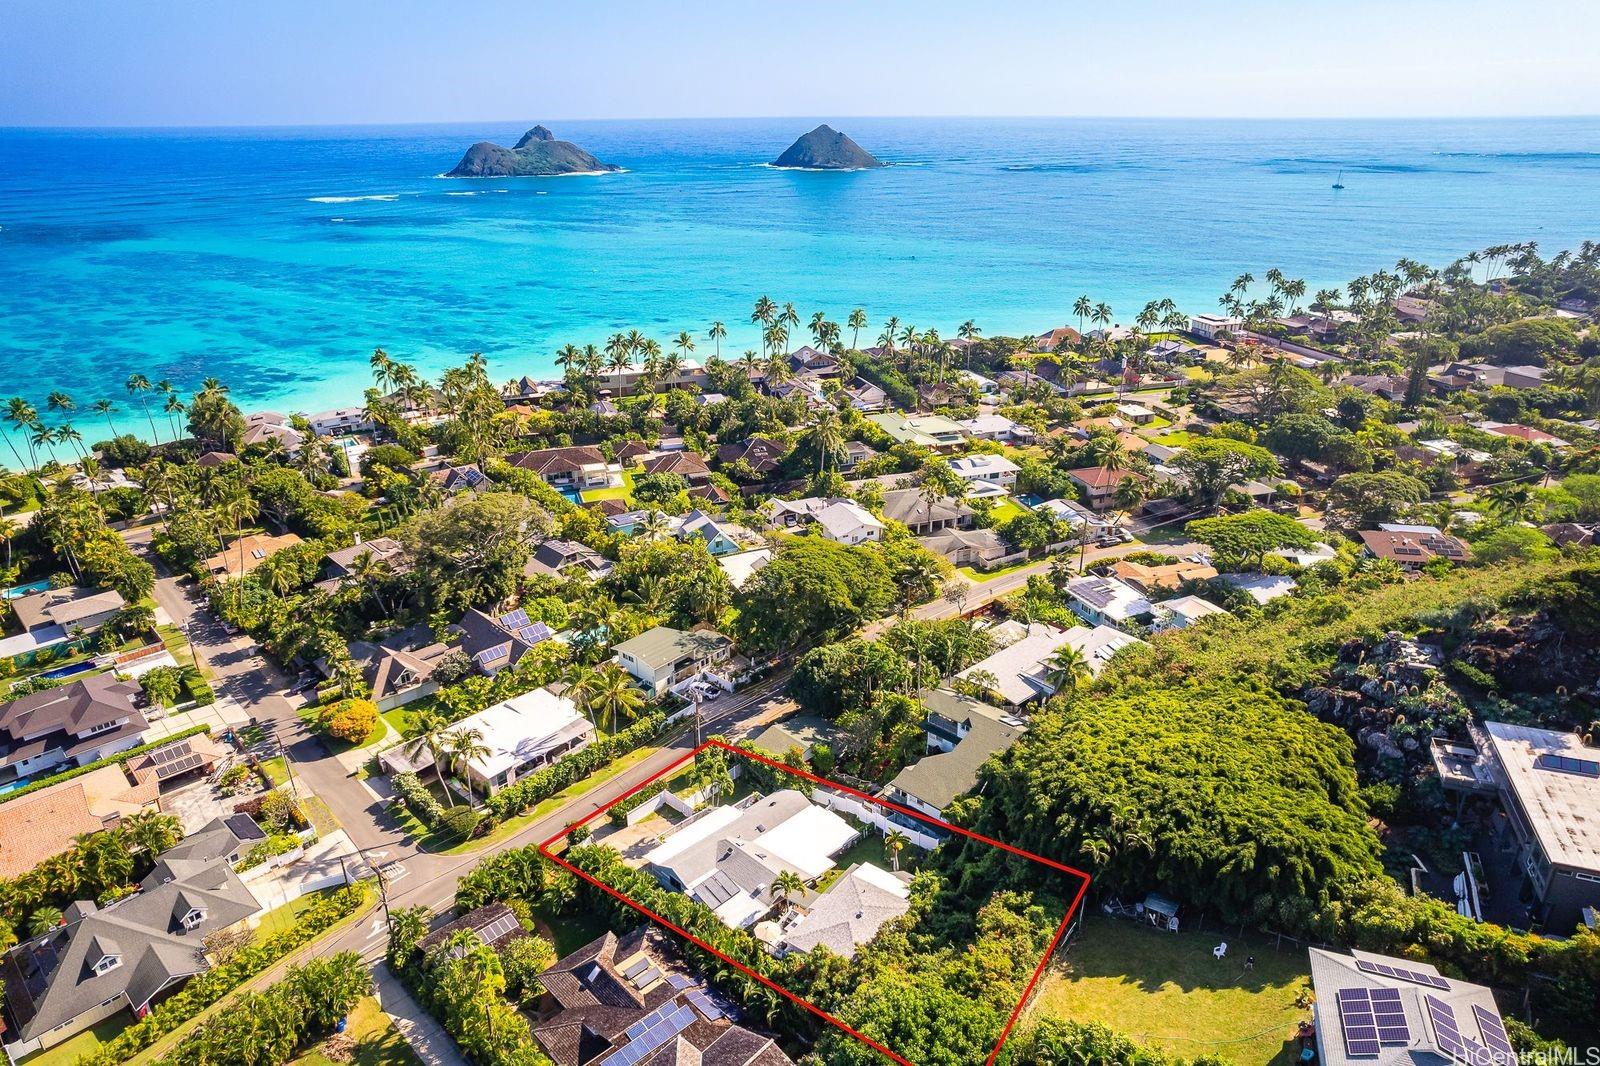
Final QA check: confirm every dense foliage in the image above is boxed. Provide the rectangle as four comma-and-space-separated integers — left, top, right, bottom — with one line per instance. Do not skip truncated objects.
162, 952, 370, 1065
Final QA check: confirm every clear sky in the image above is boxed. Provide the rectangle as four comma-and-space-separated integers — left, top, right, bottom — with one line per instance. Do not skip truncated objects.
3, 0, 1597, 126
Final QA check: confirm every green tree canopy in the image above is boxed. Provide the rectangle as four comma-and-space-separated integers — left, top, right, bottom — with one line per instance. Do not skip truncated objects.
1186, 509, 1320, 570
733, 538, 893, 653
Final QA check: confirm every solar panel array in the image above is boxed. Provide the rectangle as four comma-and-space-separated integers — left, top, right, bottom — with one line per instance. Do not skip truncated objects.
1355, 959, 1449, 989
622, 999, 679, 1042
474, 911, 521, 947
1471, 1006, 1515, 1064
475, 643, 511, 668
686, 988, 727, 1021
1534, 753, 1600, 777
498, 608, 531, 632
602, 1004, 695, 1066
666, 972, 696, 991
1337, 988, 1409, 1057
1425, 995, 1512, 1066
145, 740, 208, 780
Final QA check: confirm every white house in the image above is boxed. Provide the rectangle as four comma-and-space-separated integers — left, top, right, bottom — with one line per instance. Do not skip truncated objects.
1152, 595, 1231, 632
956, 414, 1034, 443
957, 369, 1000, 395
306, 408, 374, 437
1188, 313, 1241, 340
949, 453, 1019, 491
426, 688, 595, 796
1063, 576, 1153, 627
812, 501, 884, 545
1034, 498, 1114, 538
954, 623, 1077, 707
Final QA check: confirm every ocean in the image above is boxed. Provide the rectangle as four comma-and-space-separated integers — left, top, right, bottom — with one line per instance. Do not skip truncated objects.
1, 116, 1597, 422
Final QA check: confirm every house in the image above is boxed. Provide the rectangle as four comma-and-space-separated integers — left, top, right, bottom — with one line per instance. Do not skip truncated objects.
949, 453, 1019, 491
917, 527, 1018, 570
812, 501, 884, 545
1152, 594, 1231, 632
0, 817, 263, 1056
1305, 947, 1514, 1066
1114, 402, 1156, 425
1146, 338, 1205, 364
203, 531, 303, 580
524, 539, 612, 580
1034, 325, 1082, 351
1063, 576, 1153, 627
641, 450, 713, 483
1392, 294, 1435, 324
957, 414, 1034, 443
748, 715, 843, 760
534, 927, 793, 1066
1359, 529, 1472, 568
718, 548, 773, 591
1461, 722, 1600, 932
0, 675, 149, 787
317, 536, 408, 591
997, 369, 1067, 395
842, 440, 877, 469
240, 411, 301, 454
614, 626, 733, 700
1345, 374, 1410, 402
1188, 313, 1241, 341
406, 687, 594, 796
716, 436, 788, 478
843, 378, 889, 412
1108, 557, 1218, 595
762, 496, 847, 530
505, 445, 623, 490
884, 691, 1025, 819
585, 360, 708, 397
789, 345, 841, 375
415, 901, 527, 957
1541, 522, 1595, 548
306, 407, 373, 436
1474, 421, 1571, 448
1216, 572, 1299, 604
673, 509, 746, 556
1034, 498, 1114, 538
1501, 364, 1546, 389
450, 607, 555, 676
868, 412, 965, 451
642, 791, 858, 929
689, 482, 732, 506
428, 464, 492, 496
957, 369, 1000, 395
880, 488, 973, 536
776, 863, 910, 960
955, 624, 1075, 706
1064, 623, 1147, 673
10, 587, 125, 636
192, 451, 236, 469
347, 627, 456, 711
1066, 466, 1144, 510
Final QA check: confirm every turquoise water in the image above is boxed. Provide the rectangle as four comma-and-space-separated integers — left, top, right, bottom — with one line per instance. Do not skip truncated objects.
2, 117, 1598, 423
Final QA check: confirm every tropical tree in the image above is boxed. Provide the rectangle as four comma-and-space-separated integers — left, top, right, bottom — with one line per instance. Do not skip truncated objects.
91, 399, 119, 440
848, 308, 868, 350
28, 907, 63, 938
707, 320, 726, 359
1044, 645, 1092, 696
1072, 295, 1092, 338
443, 727, 491, 796
772, 870, 806, 914
402, 711, 460, 807
580, 662, 647, 734
126, 373, 161, 441
884, 830, 909, 873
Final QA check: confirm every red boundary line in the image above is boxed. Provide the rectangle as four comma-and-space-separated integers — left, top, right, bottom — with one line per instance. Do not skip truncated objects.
536, 739, 1091, 1066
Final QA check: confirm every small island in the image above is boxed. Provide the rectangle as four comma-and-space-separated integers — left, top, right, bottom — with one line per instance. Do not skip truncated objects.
445, 125, 621, 178
770, 124, 885, 170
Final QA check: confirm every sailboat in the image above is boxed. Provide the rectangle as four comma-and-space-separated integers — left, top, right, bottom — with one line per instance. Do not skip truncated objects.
1331, 169, 1345, 190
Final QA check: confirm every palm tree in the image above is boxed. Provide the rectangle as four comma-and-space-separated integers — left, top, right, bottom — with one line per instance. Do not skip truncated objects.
707, 321, 726, 359
1072, 295, 1093, 339
370, 348, 394, 391
884, 830, 909, 873
28, 907, 63, 938
163, 393, 186, 441
1086, 434, 1128, 474
1044, 645, 1092, 696
584, 663, 646, 734
673, 330, 696, 370
0, 399, 31, 471
751, 296, 776, 352
403, 711, 459, 807
91, 399, 119, 440
1487, 482, 1537, 524
443, 727, 491, 800
0, 516, 17, 572
1091, 302, 1113, 332
801, 409, 845, 475
772, 870, 805, 914
958, 319, 980, 368
121, 810, 180, 855
126, 373, 161, 442
848, 308, 868, 351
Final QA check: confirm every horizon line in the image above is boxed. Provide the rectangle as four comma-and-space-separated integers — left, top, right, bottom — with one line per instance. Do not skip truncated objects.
4, 111, 1600, 132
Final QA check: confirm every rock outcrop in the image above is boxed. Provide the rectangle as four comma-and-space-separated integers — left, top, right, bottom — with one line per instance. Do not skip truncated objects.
770, 125, 885, 170
446, 126, 621, 177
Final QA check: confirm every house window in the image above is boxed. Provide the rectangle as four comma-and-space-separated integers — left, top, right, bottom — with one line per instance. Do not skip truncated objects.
181, 907, 206, 929
93, 954, 121, 975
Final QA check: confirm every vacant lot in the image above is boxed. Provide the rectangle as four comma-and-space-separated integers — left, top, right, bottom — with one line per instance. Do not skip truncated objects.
1028, 916, 1311, 1065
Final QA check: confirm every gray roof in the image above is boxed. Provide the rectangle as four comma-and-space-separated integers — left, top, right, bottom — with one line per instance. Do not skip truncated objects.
1483, 722, 1600, 872
747, 716, 842, 759
880, 488, 971, 528
886, 692, 1024, 811
0, 675, 147, 771
323, 537, 407, 577
646, 790, 813, 894
778, 865, 909, 958
1, 817, 261, 1039
1307, 947, 1511, 1066
11, 587, 125, 631
613, 626, 730, 672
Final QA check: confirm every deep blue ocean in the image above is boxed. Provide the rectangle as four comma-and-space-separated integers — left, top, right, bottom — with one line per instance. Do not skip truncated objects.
1, 117, 1597, 421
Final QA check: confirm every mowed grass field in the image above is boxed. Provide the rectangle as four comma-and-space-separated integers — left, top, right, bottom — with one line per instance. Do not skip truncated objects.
1026, 916, 1312, 1065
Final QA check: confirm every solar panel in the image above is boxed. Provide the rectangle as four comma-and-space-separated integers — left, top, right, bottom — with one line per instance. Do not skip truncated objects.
1356, 959, 1449, 989
498, 608, 531, 632
603, 1004, 695, 1066
1534, 753, 1600, 777
1338, 988, 1381, 1057
620, 956, 652, 980
475, 912, 520, 945
622, 1000, 679, 1041
1472, 1006, 1515, 1065
475, 644, 510, 667
153, 753, 206, 780
666, 972, 696, 991
630, 965, 661, 990
686, 988, 727, 1021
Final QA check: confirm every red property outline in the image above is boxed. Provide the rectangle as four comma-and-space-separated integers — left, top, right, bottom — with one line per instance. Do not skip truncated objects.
537, 739, 1091, 1066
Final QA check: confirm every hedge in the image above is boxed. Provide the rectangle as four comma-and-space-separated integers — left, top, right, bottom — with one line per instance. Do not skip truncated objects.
78, 884, 370, 1066
0, 724, 211, 807
484, 713, 666, 822
606, 780, 669, 827
393, 771, 445, 827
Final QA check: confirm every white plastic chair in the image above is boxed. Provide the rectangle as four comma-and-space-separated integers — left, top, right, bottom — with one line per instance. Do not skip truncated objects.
1213, 941, 1228, 961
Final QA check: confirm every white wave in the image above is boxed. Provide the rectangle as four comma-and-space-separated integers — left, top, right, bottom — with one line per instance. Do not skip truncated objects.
307, 194, 399, 204
446, 191, 479, 197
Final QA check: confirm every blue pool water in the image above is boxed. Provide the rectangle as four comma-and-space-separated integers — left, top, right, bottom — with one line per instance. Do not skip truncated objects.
3, 117, 1599, 422
559, 486, 584, 504
0, 777, 33, 796
1017, 494, 1046, 509
40, 659, 97, 680
2, 580, 51, 600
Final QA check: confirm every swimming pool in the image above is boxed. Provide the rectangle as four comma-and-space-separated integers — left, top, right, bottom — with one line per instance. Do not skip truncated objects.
559, 486, 584, 504
0, 777, 33, 797
1017, 494, 1046, 509
40, 660, 97, 681
2, 580, 50, 600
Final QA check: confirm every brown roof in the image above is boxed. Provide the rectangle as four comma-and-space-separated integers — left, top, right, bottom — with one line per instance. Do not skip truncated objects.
615, 441, 654, 462
715, 437, 787, 474
204, 531, 303, 578
1067, 466, 1144, 491
1110, 558, 1218, 592
506, 445, 608, 476
641, 451, 711, 479
689, 483, 731, 504
1035, 325, 1082, 351
0, 785, 104, 878
591, 497, 632, 516
1359, 529, 1472, 564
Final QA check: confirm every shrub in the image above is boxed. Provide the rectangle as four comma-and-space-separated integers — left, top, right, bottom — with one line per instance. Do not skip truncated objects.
484, 713, 665, 821
218, 764, 253, 796
236, 832, 302, 871
393, 771, 445, 827
325, 698, 379, 743
437, 806, 481, 842
165, 953, 370, 1066
607, 780, 668, 827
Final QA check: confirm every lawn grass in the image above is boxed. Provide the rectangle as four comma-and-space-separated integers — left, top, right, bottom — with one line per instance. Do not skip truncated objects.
816, 829, 921, 892
291, 996, 420, 1066
986, 499, 1027, 524
251, 888, 338, 944
1028, 916, 1310, 1066
533, 898, 611, 958
959, 556, 1040, 581
299, 794, 342, 836
17, 1014, 129, 1066
258, 755, 290, 787
1151, 430, 1203, 446
581, 469, 635, 505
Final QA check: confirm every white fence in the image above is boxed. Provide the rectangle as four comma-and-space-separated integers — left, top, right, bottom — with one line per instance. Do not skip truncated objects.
812, 788, 942, 852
